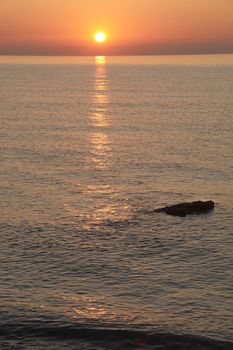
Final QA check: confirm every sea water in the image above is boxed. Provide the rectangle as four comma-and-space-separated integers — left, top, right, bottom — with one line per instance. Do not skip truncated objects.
0, 56, 233, 349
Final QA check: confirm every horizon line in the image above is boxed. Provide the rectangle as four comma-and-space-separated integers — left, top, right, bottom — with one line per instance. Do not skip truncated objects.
0, 52, 233, 57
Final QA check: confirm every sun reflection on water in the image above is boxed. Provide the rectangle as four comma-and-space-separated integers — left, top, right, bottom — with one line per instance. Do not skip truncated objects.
90, 132, 112, 170
95, 56, 106, 65
65, 58, 130, 226
64, 56, 132, 228
58, 292, 134, 324
90, 56, 111, 168
84, 58, 133, 228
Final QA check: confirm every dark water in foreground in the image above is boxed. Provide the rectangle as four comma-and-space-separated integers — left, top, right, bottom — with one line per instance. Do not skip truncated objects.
1, 57, 233, 349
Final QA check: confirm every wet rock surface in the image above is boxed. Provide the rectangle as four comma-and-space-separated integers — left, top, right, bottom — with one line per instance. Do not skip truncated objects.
154, 200, 215, 217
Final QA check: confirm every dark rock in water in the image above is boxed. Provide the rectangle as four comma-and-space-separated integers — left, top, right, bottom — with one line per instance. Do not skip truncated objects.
154, 200, 215, 217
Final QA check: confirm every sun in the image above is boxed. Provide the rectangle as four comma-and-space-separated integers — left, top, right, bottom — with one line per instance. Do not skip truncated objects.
95, 32, 106, 43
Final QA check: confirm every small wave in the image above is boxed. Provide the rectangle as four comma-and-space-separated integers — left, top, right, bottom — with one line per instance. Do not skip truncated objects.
0, 322, 232, 349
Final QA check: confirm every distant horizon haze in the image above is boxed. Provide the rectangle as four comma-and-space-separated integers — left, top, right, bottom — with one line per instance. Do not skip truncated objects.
0, 40, 233, 56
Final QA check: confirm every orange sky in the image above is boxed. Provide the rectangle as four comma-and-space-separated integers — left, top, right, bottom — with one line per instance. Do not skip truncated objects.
0, 0, 233, 55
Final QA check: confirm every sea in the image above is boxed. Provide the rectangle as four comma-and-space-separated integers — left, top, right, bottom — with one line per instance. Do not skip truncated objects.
1, 55, 233, 350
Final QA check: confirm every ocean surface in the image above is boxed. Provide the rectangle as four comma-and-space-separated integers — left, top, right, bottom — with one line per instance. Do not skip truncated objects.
1, 56, 233, 349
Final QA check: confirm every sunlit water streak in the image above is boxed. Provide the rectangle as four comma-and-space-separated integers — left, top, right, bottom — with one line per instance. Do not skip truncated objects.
0, 57, 233, 349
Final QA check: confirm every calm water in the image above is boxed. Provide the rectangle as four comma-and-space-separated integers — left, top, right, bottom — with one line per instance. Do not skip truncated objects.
1, 57, 233, 349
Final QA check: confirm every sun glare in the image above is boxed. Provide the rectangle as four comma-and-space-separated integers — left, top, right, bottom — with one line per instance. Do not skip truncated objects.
95, 32, 106, 43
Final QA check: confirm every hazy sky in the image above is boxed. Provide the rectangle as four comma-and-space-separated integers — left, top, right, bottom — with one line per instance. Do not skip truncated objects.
0, 0, 233, 55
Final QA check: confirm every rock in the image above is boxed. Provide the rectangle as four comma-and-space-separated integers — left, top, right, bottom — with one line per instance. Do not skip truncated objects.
154, 200, 215, 217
